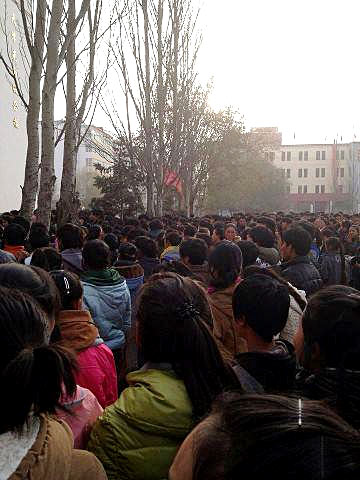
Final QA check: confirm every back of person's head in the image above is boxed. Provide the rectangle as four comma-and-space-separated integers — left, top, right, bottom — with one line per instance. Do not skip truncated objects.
326, 236, 341, 252
149, 219, 163, 231
50, 270, 83, 310
57, 223, 84, 250
118, 242, 137, 262
127, 228, 149, 243
0, 288, 76, 434
166, 230, 182, 247
209, 241, 242, 289
303, 286, 360, 371
0, 264, 60, 319
257, 216, 276, 235
28, 222, 49, 251
136, 272, 238, 418
282, 227, 312, 256
213, 224, 225, 241
199, 219, 213, 235
180, 238, 207, 266
249, 226, 275, 248
104, 232, 119, 251
82, 239, 110, 270
233, 274, 290, 342
183, 224, 197, 238
196, 232, 212, 248
12, 216, 30, 236
236, 240, 259, 268
135, 236, 158, 258
178, 393, 360, 480
86, 224, 103, 241
3, 223, 26, 246
30, 247, 62, 272
297, 221, 316, 241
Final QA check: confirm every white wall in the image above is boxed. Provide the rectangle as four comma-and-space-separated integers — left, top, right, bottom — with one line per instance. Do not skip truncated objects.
0, 6, 27, 212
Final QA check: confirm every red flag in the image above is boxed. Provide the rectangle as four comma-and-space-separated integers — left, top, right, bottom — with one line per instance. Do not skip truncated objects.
164, 170, 183, 196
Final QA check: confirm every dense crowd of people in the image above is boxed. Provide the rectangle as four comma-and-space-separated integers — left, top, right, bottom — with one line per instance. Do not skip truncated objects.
1, 207, 360, 479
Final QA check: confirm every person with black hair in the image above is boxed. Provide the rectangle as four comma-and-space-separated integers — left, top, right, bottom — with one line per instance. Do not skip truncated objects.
87, 224, 104, 242
235, 240, 259, 268
249, 225, 279, 266
3, 223, 28, 261
297, 220, 321, 263
170, 393, 360, 480
280, 227, 323, 296
208, 241, 246, 361
161, 231, 182, 263
299, 285, 360, 429
211, 224, 225, 246
183, 224, 197, 240
320, 236, 347, 286
24, 222, 50, 266
57, 223, 85, 275
88, 273, 240, 480
135, 236, 160, 280
82, 240, 131, 356
0, 288, 107, 479
179, 238, 210, 286
232, 274, 296, 392
51, 270, 118, 409
224, 223, 237, 243
30, 247, 63, 271
115, 242, 144, 302
257, 215, 276, 235
149, 218, 164, 239
104, 232, 120, 265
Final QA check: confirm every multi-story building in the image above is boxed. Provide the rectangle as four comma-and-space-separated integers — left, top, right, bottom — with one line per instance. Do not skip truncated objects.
267, 141, 360, 213
54, 121, 114, 206
0, 6, 28, 211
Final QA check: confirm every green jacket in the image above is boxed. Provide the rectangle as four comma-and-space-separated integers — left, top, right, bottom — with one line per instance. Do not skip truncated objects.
87, 368, 193, 480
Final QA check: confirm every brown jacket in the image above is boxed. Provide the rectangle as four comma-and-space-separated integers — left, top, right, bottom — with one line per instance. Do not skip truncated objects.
209, 285, 247, 362
10, 415, 107, 480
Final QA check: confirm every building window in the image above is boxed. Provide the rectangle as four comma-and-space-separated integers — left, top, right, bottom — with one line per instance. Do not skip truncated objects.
340, 167, 344, 177
321, 185, 325, 193
336, 150, 339, 160
304, 151, 308, 161
303, 185, 308, 194
322, 150, 326, 160
86, 158, 93, 167
287, 151, 291, 161
298, 185, 303, 194
286, 185, 291, 194
316, 151, 320, 160
298, 169, 303, 178
304, 168, 308, 178
265, 152, 269, 161
299, 151, 303, 161
269, 152, 275, 161
315, 185, 320, 194
286, 169, 291, 178
316, 168, 320, 178
281, 151, 285, 161
321, 168, 325, 178
341, 150, 345, 160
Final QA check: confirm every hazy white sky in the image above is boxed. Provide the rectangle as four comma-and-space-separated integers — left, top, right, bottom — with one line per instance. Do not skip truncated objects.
197, 0, 360, 144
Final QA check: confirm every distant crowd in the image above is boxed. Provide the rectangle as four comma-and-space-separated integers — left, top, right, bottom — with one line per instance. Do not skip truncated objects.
0, 207, 360, 479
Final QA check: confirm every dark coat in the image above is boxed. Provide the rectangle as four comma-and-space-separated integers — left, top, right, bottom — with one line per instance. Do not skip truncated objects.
280, 255, 323, 297
319, 252, 343, 286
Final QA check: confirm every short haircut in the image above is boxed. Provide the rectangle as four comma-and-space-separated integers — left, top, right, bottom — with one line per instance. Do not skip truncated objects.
180, 238, 207, 266
249, 226, 275, 248
166, 231, 182, 247
12, 216, 30, 235
233, 274, 290, 343
3, 223, 26, 246
82, 240, 110, 270
213, 224, 225, 240
57, 223, 84, 250
31, 247, 62, 272
236, 240, 259, 268
183, 224, 197, 237
149, 219, 163, 231
118, 242, 137, 261
282, 227, 312, 256
297, 221, 316, 241
135, 236, 158, 258
257, 216, 276, 234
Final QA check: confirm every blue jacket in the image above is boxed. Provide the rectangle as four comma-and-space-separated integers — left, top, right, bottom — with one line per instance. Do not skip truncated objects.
82, 269, 131, 351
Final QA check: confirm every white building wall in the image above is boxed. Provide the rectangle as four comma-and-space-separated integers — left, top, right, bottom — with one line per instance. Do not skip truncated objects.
0, 6, 27, 212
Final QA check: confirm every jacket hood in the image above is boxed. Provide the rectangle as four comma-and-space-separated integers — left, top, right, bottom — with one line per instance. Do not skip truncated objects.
57, 310, 99, 351
237, 340, 296, 393
301, 368, 360, 429
208, 284, 236, 316
112, 369, 193, 438
82, 268, 125, 286
61, 248, 83, 273
115, 262, 144, 279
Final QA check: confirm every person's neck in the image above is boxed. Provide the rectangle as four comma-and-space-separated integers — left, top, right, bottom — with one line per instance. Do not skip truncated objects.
246, 335, 275, 353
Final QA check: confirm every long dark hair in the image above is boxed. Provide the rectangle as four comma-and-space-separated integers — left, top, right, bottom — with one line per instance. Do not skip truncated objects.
326, 236, 347, 285
209, 241, 242, 290
191, 393, 360, 480
136, 272, 239, 418
0, 288, 76, 434
50, 270, 83, 311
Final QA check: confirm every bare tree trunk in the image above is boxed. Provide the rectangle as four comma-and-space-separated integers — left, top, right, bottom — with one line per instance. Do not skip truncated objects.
19, 0, 46, 220
37, 0, 63, 228
142, 0, 154, 217
57, 0, 77, 227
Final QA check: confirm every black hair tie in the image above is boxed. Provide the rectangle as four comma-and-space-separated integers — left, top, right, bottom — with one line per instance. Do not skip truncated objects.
175, 302, 200, 321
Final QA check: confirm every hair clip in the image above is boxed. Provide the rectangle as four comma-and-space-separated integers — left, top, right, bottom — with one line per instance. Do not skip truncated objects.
176, 302, 200, 321
298, 398, 302, 427
64, 276, 70, 295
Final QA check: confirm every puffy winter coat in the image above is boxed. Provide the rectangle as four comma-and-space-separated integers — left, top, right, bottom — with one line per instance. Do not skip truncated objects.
280, 255, 323, 297
82, 269, 131, 351
87, 368, 193, 480
320, 252, 344, 286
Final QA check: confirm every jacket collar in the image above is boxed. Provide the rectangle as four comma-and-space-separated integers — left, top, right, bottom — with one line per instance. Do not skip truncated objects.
282, 255, 311, 268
